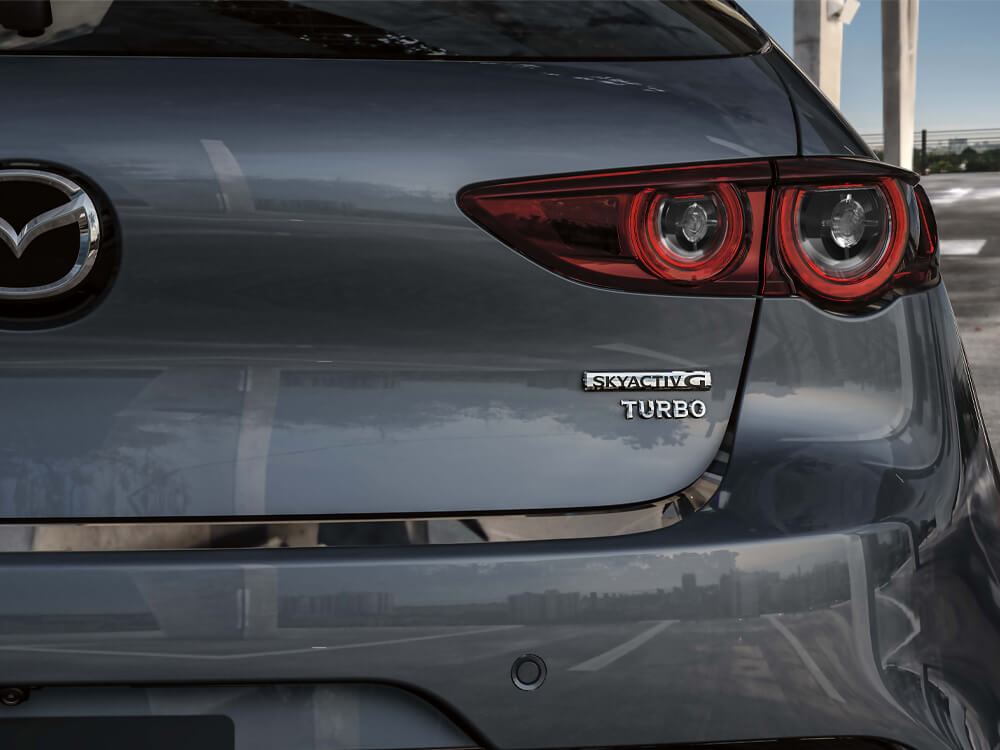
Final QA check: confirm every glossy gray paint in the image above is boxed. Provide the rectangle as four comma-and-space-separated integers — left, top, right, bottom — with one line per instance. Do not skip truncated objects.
0, 54, 800, 518
701, 283, 963, 538
4, 684, 474, 750
762, 45, 875, 158
0, 527, 943, 749
1, 22, 997, 750
0, 286, 996, 750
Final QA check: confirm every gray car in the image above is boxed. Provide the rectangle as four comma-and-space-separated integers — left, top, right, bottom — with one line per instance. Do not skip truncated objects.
0, 1, 997, 749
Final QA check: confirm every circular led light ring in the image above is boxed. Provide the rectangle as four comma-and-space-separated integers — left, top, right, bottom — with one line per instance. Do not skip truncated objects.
797, 189, 889, 279
626, 183, 745, 283
777, 178, 908, 302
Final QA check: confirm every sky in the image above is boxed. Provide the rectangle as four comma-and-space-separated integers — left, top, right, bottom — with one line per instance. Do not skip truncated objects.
738, 0, 1000, 135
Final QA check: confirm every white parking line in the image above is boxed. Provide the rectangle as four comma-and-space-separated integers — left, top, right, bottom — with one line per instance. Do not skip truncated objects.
928, 187, 1000, 204
940, 239, 986, 256
927, 187, 972, 205
764, 614, 845, 703
569, 620, 676, 671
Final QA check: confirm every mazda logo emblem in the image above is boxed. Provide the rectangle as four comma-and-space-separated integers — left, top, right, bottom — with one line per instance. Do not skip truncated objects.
0, 169, 101, 300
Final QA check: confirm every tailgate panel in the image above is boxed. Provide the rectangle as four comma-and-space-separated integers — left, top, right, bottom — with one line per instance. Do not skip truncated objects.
0, 56, 791, 518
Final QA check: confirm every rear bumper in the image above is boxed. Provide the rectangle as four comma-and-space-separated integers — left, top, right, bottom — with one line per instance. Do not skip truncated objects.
0, 513, 997, 750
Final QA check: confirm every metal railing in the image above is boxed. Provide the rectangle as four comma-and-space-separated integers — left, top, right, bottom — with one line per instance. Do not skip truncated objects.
861, 128, 1000, 153
859, 128, 1000, 173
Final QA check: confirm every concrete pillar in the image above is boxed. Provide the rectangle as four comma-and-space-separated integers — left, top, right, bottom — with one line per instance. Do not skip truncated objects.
882, 0, 920, 169
794, 0, 859, 108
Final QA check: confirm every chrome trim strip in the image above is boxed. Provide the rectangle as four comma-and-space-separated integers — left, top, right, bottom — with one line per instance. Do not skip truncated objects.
0, 468, 722, 552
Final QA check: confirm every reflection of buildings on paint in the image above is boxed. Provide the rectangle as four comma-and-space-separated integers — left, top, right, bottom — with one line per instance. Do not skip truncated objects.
507, 590, 581, 622
273, 546, 868, 628
3, 535, 911, 639
503, 561, 848, 623
719, 561, 850, 618
280, 591, 394, 625
681, 572, 696, 593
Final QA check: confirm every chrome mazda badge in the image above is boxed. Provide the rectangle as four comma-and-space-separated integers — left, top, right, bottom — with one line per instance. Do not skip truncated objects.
0, 169, 101, 300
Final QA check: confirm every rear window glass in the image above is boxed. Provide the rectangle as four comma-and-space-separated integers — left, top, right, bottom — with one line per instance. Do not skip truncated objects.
0, 1, 767, 59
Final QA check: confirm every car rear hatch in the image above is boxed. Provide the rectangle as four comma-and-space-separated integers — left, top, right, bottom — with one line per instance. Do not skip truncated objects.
0, 0, 796, 520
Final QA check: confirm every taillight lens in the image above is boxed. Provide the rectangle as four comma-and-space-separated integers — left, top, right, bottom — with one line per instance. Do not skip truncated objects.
458, 157, 939, 312
457, 161, 771, 296
627, 184, 745, 283
770, 157, 938, 308
775, 179, 906, 302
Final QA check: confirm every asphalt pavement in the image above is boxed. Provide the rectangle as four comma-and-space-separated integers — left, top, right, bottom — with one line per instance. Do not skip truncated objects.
923, 172, 1000, 447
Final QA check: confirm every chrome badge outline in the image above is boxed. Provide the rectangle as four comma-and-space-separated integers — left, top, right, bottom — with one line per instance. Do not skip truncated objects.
0, 169, 101, 300
582, 370, 712, 392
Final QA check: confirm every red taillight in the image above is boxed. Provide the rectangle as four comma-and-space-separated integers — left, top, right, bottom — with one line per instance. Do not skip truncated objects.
774, 178, 908, 302
458, 157, 939, 311
457, 161, 771, 296
626, 183, 745, 283
770, 158, 937, 307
